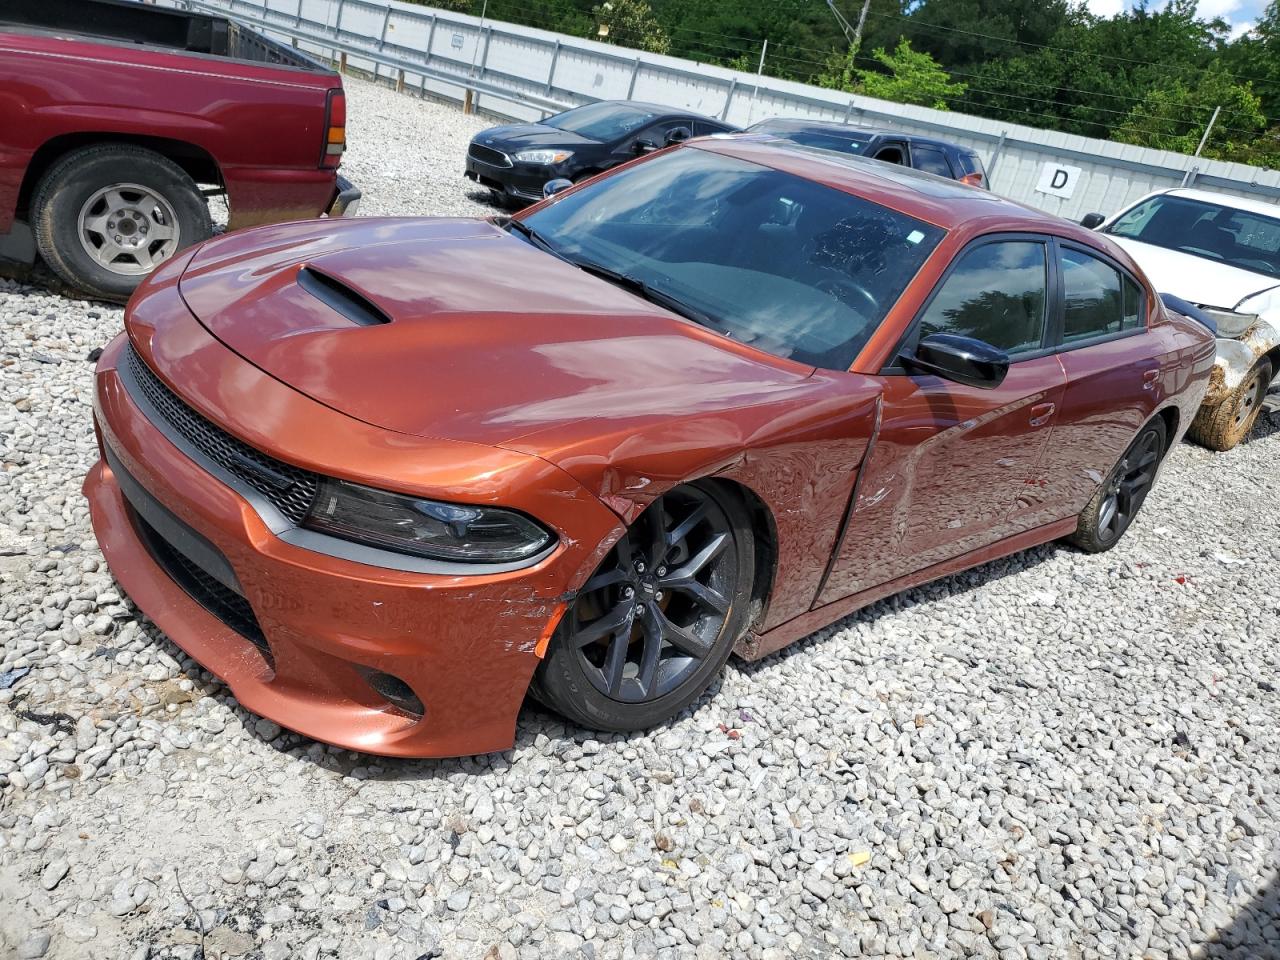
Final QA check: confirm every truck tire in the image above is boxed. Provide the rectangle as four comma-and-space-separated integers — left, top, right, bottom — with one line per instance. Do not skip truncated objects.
1186, 357, 1273, 452
32, 144, 212, 302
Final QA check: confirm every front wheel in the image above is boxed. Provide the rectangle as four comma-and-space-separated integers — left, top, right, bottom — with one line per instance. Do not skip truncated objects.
32, 144, 212, 301
1069, 417, 1167, 553
533, 483, 754, 732
1187, 357, 1273, 451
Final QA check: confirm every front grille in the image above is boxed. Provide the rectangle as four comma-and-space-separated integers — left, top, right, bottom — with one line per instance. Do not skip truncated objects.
469, 143, 512, 167
125, 345, 319, 524
129, 507, 269, 655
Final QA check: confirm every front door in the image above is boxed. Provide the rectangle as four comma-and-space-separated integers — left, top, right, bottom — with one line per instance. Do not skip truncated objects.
818, 237, 1067, 605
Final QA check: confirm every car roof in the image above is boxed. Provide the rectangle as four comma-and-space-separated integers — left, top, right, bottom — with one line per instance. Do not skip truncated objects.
749, 118, 975, 152
1147, 187, 1280, 221
690, 137, 1093, 237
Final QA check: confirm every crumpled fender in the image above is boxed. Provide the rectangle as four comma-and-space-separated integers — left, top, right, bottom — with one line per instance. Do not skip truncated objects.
1205, 314, 1280, 406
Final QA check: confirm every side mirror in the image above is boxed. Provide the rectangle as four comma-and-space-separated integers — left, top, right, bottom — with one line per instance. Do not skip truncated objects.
542, 178, 573, 199
1080, 212, 1105, 229
664, 126, 692, 146
902, 333, 1009, 389
634, 138, 660, 155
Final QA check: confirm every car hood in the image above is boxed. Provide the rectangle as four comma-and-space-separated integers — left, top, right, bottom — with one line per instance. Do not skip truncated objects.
1106, 235, 1279, 310
176, 217, 814, 451
474, 123, 597, 151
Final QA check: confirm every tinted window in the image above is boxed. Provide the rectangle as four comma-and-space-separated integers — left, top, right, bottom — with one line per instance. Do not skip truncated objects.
522, 148, 945, 370
1061, 248, 1125, 342
1122, 275, 1144, 329
913, 145, 953, 178
758, 127, 874, 155
874, 144, 906, 165
918, 241, 1047, 354
544, 103, 660, 142
692, 120, 725, 137
1105, 193, 1280, 280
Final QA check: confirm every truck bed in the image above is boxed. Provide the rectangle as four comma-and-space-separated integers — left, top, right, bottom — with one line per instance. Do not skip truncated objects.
2, 0, 327, 72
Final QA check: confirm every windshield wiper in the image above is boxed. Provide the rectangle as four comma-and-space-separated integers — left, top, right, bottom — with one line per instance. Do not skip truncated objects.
502, 217, 565, 260
570, 258, 716, 329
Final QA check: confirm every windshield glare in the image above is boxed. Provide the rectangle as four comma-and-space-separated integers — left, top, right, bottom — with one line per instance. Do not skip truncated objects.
521, 148, 944, 370
543, 103, 659, 142
1106, 193, 1280, 281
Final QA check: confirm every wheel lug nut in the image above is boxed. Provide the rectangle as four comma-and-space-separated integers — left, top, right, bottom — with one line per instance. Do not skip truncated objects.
636, 604, 646, 615
635, 561, 646, 574
656, 566, 666, 577
623, 586, 634, 599
655, 591, 664, 602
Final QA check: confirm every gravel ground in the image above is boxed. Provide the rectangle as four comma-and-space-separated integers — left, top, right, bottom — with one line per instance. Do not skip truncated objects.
2, 75, 1280, 960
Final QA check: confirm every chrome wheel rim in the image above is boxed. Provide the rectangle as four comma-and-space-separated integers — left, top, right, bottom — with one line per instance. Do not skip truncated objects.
567, 488, 736, 704
1098, 429, 1162, 542
77, 183, 180, 276
1233, 371, 1267, 428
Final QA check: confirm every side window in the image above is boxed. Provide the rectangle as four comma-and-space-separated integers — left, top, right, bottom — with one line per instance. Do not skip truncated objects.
917, 241, 1048, 355
1061, 248, 1126, 342
1122, 274, 1144, 330
913, 145, 954, 178
873, 144, 906, 165
692, 120, 722, 137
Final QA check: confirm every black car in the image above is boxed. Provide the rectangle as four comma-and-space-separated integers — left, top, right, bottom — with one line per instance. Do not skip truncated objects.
749, 118, 988, 188
466, 100, 738, 205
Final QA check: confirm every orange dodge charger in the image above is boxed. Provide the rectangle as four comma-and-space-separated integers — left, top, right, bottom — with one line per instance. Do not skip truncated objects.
85, 137, 1215, 757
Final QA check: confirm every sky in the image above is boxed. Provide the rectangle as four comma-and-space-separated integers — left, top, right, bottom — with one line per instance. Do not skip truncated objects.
1081, 0, 1266, 38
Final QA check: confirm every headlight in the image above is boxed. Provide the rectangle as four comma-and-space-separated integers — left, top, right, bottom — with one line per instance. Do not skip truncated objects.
304, 479, 554, 563
514, 149, 573, 165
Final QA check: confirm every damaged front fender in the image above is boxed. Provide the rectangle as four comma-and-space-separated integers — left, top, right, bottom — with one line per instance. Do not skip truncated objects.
1203, 316, 1280, 406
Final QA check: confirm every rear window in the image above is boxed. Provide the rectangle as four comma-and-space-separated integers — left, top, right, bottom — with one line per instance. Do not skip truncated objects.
955, 151, 985, 177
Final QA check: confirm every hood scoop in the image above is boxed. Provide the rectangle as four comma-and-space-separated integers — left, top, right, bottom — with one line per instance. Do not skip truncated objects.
296, 266, 391, 327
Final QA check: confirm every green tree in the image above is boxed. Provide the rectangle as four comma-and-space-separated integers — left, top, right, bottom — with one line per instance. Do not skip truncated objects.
592, 0, 670, 54
1115, 63, 1267, 163
822, 38, 966, 110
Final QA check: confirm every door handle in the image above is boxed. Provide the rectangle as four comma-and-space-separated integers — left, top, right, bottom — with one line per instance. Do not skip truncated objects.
1029, 402, 1056, 427
1143, 369, 1160, 391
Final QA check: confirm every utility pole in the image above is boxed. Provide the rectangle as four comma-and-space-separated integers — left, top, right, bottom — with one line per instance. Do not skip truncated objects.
826, 0, 871, 54
1194, 105, 1221, 158
852, 0, 870, 55
746, 39, 768, 126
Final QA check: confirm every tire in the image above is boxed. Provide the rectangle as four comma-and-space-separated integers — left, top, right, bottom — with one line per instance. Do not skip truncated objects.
32, 144, 212, 302
1069, 417, 1167, 554
533, 482, 755, 732
1186, 357, 1273, 452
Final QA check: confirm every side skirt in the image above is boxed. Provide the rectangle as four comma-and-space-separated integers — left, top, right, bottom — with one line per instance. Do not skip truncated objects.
738, 517, 1076, 662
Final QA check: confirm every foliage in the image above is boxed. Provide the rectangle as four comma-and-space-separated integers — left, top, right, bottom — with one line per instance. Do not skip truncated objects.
1115, 64, 1267, 163
591, 0, 670, 55
853, 38, 967, 110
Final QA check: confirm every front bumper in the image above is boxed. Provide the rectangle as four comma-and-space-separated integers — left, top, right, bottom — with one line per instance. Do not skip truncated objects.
84, 293, 622, 757
465, 156, 555, 203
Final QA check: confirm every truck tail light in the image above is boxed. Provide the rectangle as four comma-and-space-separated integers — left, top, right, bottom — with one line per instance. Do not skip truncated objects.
960, 172, 986, 188
323, 88, 346, 169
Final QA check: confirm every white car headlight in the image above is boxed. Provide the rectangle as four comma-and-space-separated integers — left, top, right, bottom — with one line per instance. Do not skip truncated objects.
514, 149, 574, 165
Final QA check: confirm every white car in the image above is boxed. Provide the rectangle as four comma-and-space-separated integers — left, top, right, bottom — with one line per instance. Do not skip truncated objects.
1082, 187, 1280, 450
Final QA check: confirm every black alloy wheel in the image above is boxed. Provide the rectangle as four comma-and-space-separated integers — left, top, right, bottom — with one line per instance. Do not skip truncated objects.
1069, 418, 1167, 553
532, 483, 754, 731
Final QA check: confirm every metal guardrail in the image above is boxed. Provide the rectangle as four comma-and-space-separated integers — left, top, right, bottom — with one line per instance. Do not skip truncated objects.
177, 0, 572, 118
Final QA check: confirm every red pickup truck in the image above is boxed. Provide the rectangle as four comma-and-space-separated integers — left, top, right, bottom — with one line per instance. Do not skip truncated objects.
0, 0, 360, 300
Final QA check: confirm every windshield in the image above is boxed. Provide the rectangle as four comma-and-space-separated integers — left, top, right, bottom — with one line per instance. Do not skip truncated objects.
756, 125, 874, 156
1105, 193, 1280, 281
520, 147, 944, 370
543, 103, 660, 142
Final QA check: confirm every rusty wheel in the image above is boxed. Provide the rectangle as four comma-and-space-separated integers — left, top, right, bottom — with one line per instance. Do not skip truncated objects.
1187, 357, 1273, 452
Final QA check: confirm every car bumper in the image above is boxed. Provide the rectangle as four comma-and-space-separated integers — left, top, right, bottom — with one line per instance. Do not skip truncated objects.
327, 174, 362, 218
464, 156, 553, 203
84, 309, 622, 757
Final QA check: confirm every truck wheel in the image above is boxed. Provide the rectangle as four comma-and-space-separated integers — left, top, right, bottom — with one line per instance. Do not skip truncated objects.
1187, 357, 1273, 452
32, 144, 212, 302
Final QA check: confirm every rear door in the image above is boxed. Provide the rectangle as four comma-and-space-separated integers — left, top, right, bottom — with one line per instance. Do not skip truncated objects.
911, 144, 956, 179
1035, 241, 1162, 520
818, 236, 1068, 604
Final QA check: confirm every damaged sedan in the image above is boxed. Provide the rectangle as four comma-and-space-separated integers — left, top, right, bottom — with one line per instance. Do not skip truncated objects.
85, 140, 1215, 757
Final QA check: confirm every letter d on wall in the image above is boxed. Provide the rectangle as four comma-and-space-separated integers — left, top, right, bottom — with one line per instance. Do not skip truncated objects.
1035, 162, 1082, 200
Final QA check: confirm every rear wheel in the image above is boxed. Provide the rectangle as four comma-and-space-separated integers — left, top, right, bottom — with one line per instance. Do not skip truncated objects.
32, 144, 212, 301
1069, 418, 1166, 553
1187, 357, 1272, 451
533, 483, 754, 732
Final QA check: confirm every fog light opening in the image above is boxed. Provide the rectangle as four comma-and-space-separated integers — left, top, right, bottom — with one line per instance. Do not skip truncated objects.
360, 668, 424, 718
